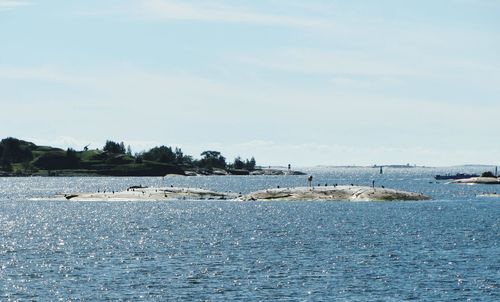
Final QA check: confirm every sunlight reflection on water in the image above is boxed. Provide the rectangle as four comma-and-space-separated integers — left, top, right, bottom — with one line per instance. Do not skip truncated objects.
0, 168, 499, 300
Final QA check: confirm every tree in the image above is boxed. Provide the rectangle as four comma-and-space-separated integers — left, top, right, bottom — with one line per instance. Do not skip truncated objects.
0, 137, 33, 163
66, 148, 77, 158
119, 142, 125, 154
200, 150, 226, 169
134, 153, 143, 164
66, 148, 80, 168
174, 147, 184, 164
32, 151, 79, 170
245, 157, 256, 171
481, 171, 496, 178
233, 156, 245, 169
103, 140, 126, 154
182, 155, 194, 165
143, 146, 176, 163
231, 156, 256, 171
126, 145, 133, 156
0, 159, 12, 172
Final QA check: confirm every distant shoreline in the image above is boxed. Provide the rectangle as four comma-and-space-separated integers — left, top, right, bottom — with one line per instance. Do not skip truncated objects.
1, 137, 287, 177
0, 167, 306, 178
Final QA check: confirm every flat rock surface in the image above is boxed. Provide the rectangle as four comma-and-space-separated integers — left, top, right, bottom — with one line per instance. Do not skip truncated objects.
250, 169, 306, 176
239, 186, 429, 201
57, 185, 429, 202
452, 177, 500, 184
58, 187, 238, 201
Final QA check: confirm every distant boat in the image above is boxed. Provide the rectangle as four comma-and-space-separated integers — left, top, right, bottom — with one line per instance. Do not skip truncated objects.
434, 173, 479, 180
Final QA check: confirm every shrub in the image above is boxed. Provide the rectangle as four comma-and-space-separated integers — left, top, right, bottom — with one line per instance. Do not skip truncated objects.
32, 151, 80, 170
481, 171, 496, 178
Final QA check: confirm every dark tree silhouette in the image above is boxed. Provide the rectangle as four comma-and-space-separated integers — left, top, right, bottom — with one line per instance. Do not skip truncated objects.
233, 156, 245, 169
481, 171, 496, 178
245, 157, 256, 171
200, 151, 226, 169
103, 140, 126, 154
143, 146, 176, 163
0, 137, 33, 163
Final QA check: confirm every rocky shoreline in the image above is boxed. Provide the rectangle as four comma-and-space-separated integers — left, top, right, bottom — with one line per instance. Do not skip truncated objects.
58, 186, 239, 201
239, 186, 429, 202
451, 177, 500, 185
181, 168, 306, 177
2, 168, 306, 177
57, 185, 429, 202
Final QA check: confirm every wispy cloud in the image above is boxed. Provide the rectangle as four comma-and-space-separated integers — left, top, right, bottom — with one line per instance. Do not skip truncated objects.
237, 48, 420, 78
82, 0, 328, 28
0, 65, 87, 85
3, 63, 500, 166
0, 65, 243, 114
0, 0, 30, 11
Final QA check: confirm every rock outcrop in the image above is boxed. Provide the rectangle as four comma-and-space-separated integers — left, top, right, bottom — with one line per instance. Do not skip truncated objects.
451, 177, 500, 185
239, 186, 429, 201
250, 169, 306, 176
58, 186, 238, 201
58, 185, 429, 202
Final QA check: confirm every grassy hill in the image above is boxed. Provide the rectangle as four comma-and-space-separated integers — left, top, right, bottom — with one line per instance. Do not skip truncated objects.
0, 137, 258, 176
0, 138, 185, 176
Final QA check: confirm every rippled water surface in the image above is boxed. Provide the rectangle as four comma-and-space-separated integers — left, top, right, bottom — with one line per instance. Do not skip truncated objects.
0, 167, 499, 300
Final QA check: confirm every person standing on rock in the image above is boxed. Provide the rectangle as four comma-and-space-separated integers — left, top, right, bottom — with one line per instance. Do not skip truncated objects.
308, 175, 313, 187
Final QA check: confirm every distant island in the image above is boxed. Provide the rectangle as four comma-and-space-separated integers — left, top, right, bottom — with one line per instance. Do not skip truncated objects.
0, 137, 305, 177
451, 171, 500, 185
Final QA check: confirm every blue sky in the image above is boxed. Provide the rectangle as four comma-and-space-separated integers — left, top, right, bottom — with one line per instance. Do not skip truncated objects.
1, 0, 499, 166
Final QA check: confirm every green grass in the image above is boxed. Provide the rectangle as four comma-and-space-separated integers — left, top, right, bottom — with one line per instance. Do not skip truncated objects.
33, 146, 63, 152
78, 150, 103, 161
2, 139, 192, 176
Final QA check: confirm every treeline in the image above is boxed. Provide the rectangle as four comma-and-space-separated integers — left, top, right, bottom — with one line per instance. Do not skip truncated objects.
0, 137, 36, 172
102, 140, 256, 170
0, 137, 257, 175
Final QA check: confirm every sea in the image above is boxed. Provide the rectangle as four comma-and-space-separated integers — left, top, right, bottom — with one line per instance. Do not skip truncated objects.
0, 167, 498, 301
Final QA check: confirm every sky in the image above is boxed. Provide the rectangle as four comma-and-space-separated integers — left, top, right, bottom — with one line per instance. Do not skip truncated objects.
1, 0, 499, 167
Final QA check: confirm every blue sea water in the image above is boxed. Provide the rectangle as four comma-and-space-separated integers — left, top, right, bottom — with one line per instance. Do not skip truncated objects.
0, 167, 498, 301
